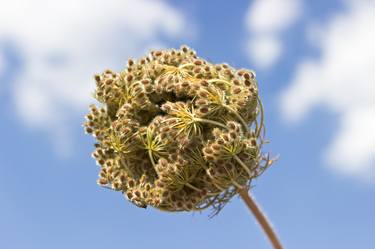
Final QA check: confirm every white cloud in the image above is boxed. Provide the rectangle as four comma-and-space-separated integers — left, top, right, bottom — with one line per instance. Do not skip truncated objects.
280, 0, 375, 180
246, 35, 282, 69
326, 107, 375, 179
245, 0, 302, 69
0, 0, 190, 156
246, 0, 301, 34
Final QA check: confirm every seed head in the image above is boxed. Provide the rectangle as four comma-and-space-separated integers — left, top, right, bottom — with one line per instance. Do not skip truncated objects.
84, 45, 272, 216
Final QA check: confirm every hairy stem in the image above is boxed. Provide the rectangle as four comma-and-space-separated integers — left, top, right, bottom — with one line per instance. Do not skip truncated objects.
237, 187, 283, 249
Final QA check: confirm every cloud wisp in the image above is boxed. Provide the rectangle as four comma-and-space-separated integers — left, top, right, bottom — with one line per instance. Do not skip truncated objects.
245, 0, 302, 69
0, 0, 189, 156
0, 52, 4, 76
280, 0, 375, 181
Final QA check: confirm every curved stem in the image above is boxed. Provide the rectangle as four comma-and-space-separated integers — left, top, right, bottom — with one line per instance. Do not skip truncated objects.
224, 105, 250, 133
196, 116, 282, 249
256, 96, 264, 138
195, 118, 228, 130
179, 63, 195, 69
185, 182, 202, 192
185, 182, 221, 196
234, 155, 252, 178
148, 149, 156, 168
237, 188, 283, 249
207, 78, 232, 86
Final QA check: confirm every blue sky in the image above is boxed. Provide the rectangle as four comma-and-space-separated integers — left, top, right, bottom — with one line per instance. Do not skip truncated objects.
1, 0, 375, 248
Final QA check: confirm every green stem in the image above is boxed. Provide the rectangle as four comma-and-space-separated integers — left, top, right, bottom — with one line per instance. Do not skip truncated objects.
234, 155, 252, 178
256, 96, 264, 138
195, 118, 228, 130
224, 105, 250, 133
196, 117, 253, 178
148, 150, 156, 168
207, 79, 232, 86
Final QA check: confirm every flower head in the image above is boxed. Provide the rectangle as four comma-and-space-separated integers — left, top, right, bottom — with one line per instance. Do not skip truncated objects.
84, 46, 272, 216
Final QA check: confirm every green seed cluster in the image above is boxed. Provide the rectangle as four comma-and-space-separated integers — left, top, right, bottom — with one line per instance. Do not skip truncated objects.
84, 45, 271, 215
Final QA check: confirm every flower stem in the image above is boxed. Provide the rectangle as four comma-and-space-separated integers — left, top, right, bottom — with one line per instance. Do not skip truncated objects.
234, 155, 252, 178
148, 149, 156, 168
256, 96, 264, 138
185, 182, 202, 192
224, 105, 249, 133
195, 118, 228, 130
237, 187, 283, 249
